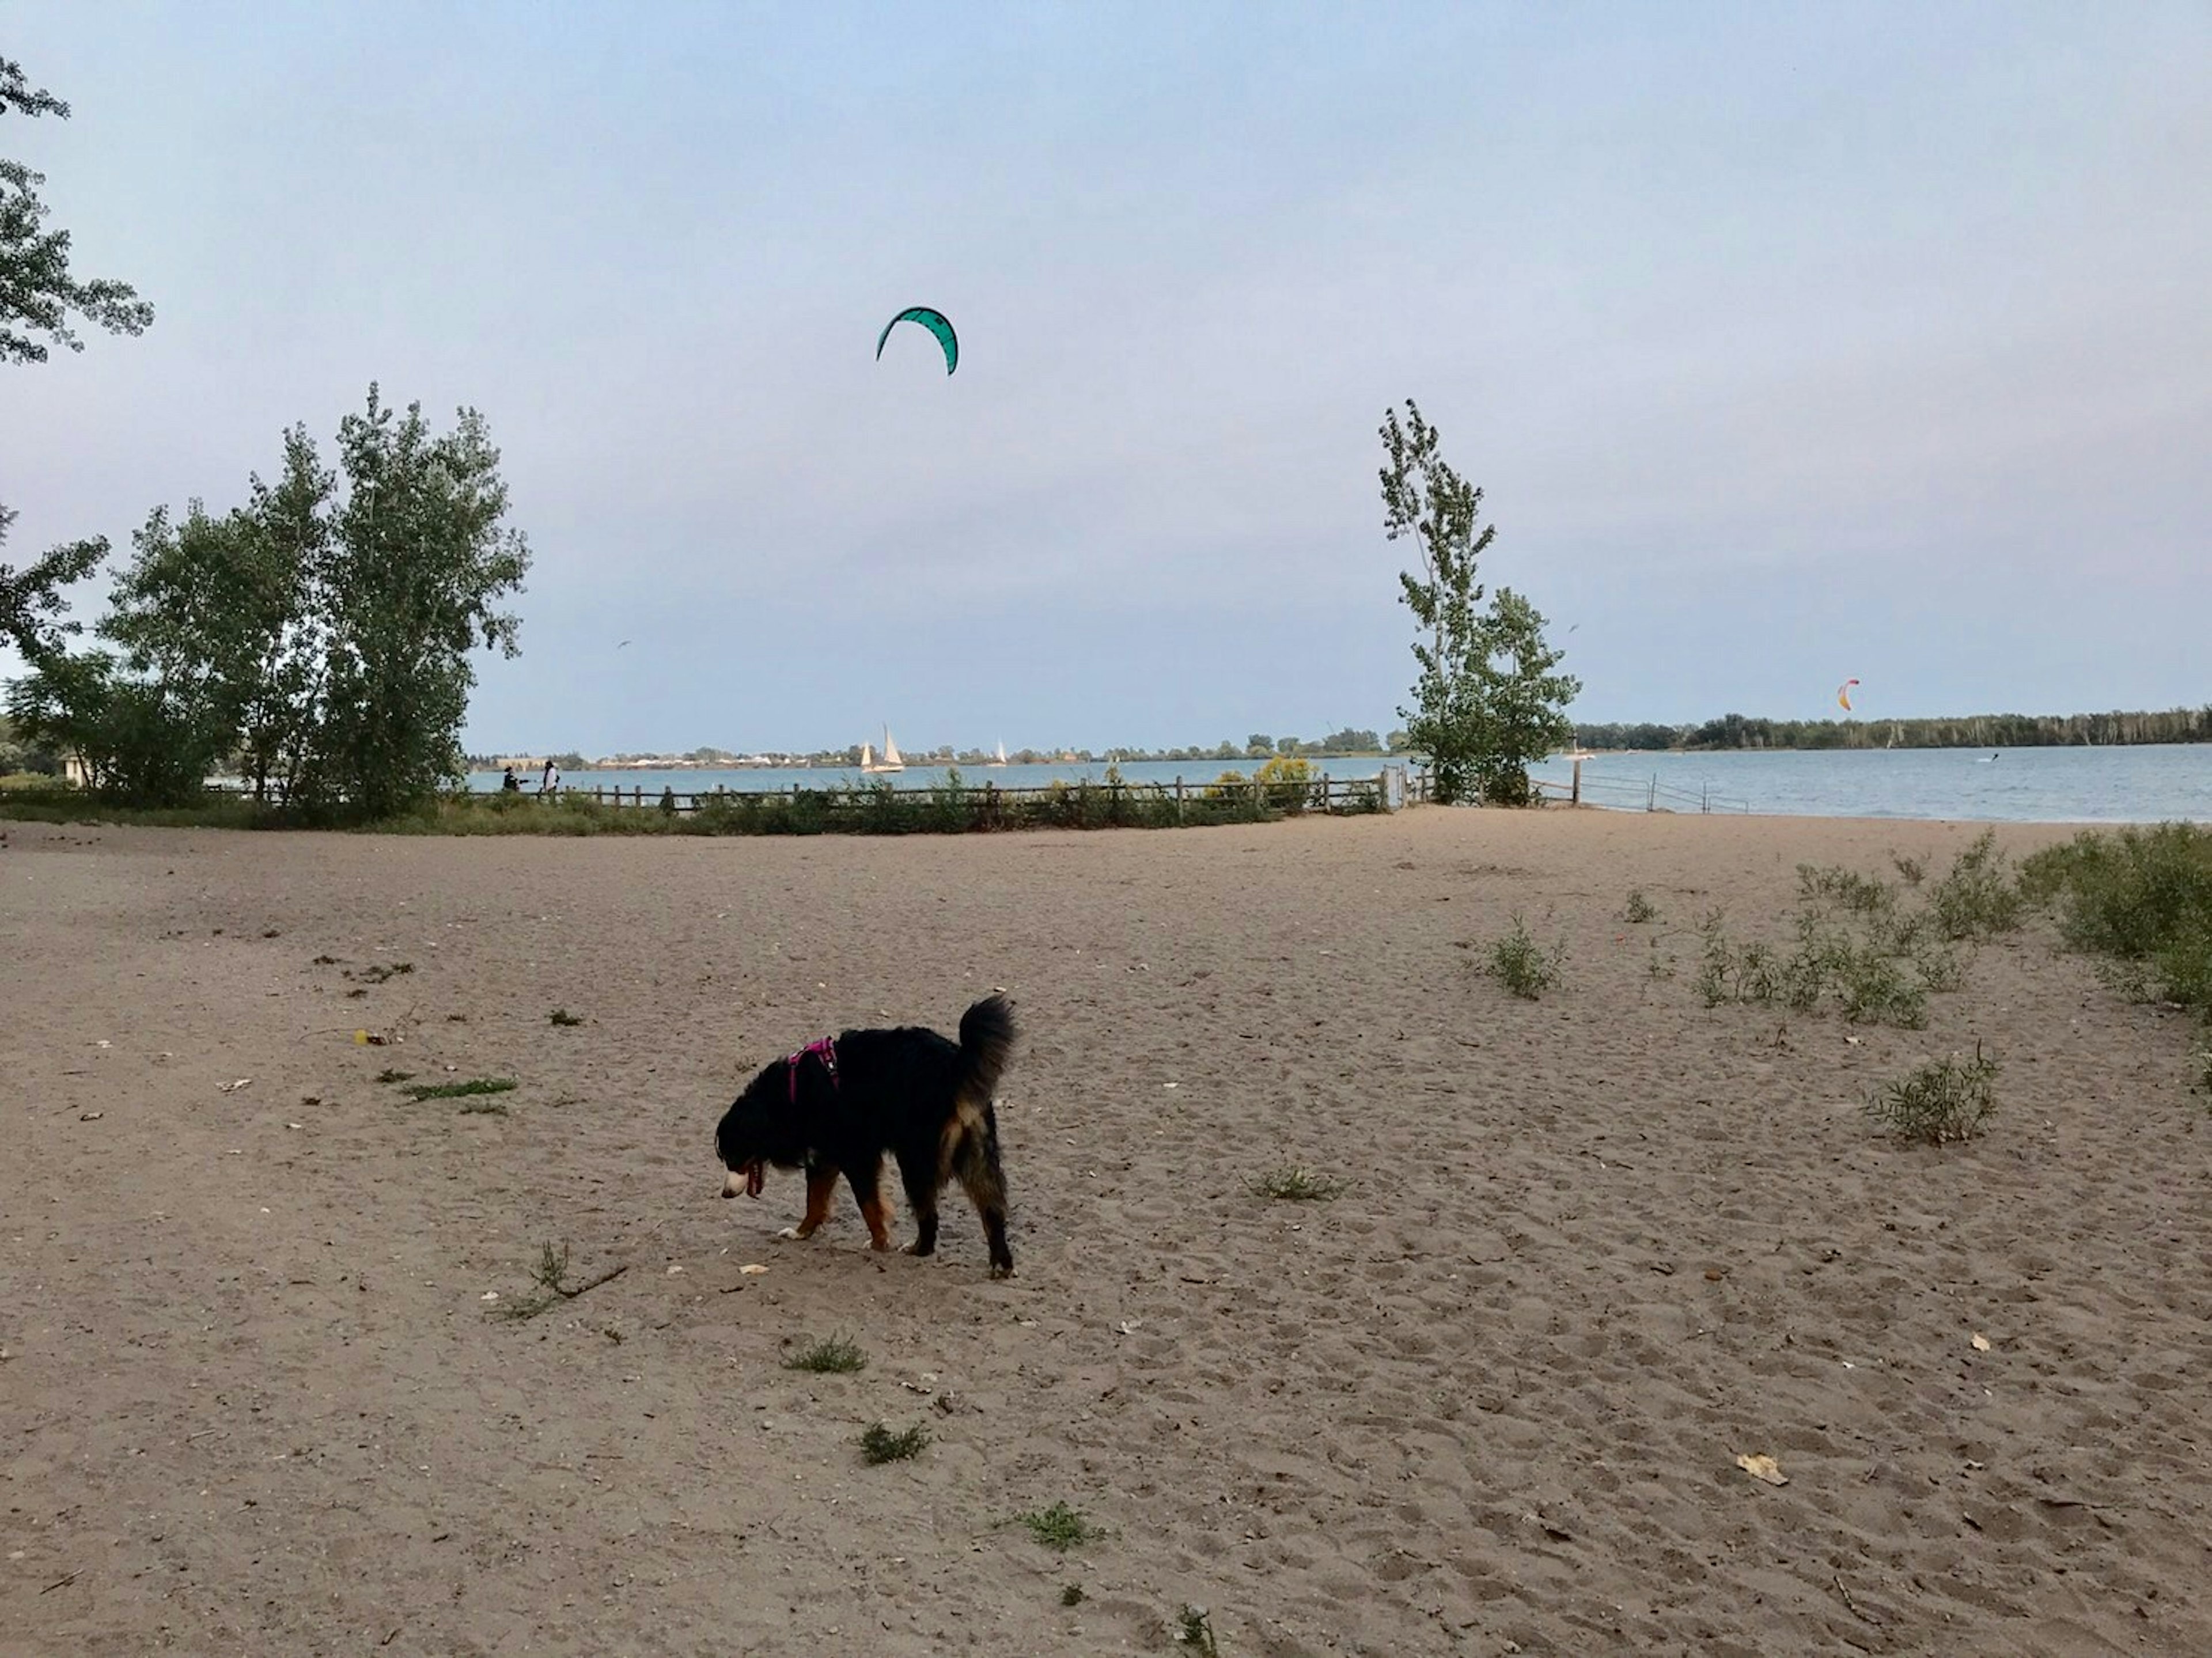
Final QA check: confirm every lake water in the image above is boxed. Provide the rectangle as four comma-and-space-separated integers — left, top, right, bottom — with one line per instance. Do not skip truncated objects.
1527, 744, 2210, 824
477, 744, 2210, 825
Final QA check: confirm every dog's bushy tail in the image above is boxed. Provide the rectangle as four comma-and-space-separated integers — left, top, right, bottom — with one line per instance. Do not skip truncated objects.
954, 993, 1017, 1106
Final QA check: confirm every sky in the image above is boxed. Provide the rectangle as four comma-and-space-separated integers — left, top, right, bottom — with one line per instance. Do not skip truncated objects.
3, 2, 2206, 756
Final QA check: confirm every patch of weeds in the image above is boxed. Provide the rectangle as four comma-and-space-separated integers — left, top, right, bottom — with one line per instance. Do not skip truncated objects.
1008, 1501, 1101, 1552
349, 961, 415, 985
548, 1008, 583, 1027
1646, 944, 1676, 982
1060, 1584, 1086, 1607
1891, 852, 1927, 887
1486, 913, 1565, 1000
402, 1076, 517, 1102
783, 1334, 868, 1374
311, 954, 342, 966
859, 1422, 930, 1464
459, 1099, 511, 1117
1798, 863, 1896, 917
1249, 1166, 1343, 1201
1623, 889, 1658, 924
1929, 830, 2024, 941
374, 1068, 416, 1085
1695, 909, 1734, 1007
488, 1241, 628, 1322
1832, 944, 1929, 1029
1866, 1043, 1998, 1145
1176, 1605, 1221, 1656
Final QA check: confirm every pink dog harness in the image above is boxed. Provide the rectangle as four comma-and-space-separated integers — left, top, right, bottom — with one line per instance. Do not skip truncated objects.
787, 1035, 839, 1103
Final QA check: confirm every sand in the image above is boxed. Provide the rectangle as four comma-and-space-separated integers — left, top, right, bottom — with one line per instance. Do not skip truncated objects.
3, 807, 2208, 1656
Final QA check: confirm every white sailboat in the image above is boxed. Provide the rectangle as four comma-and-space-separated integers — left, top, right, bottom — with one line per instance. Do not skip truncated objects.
988, 740, 1008, 768
861, 726, 905, 773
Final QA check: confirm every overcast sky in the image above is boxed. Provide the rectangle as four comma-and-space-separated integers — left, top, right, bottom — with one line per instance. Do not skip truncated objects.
4, 2, 2206, 754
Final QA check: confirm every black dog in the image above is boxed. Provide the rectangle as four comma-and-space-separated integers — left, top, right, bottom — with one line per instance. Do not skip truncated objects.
716, 995, 1016, 1277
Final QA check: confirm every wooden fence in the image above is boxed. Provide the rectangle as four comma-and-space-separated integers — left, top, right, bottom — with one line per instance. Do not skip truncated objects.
560, 768, 1407, 819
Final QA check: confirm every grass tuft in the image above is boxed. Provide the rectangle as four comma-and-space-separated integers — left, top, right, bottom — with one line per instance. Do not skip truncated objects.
402, 1076, 517, 1102
1060, 1584, 1086, 1607
1009, 1501, 1101, 1553
1249, 1166, 1343, 1202
859, 1422, 930, 1464
374, 1068, 416, 1084
1623, 889, 1658, 924
548, 1008, 583, 1027
1867, 1044, 1999, 1145
783, 1334, 868, 1374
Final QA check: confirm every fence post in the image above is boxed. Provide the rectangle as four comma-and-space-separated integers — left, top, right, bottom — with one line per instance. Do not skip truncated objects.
1648, 774, 1657, 812
1321, 774, 1333, 813
594, 785, 604, 805
1701, 781, 1709, 814
1175, 775, 1184, 823
1571, 757, 1582, 806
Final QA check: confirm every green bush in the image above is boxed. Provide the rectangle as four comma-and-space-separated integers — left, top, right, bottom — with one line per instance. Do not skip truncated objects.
1867, 1045, 1998, 1145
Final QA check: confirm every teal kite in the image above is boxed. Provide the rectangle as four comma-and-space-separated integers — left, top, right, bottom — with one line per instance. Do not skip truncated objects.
876, 306, 958, 375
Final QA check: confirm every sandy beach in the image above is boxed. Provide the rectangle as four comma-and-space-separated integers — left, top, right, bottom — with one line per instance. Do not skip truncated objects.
4, 807, 2207, 1657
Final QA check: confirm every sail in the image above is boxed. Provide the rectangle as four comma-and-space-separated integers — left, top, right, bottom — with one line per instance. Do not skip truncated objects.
882, 728, 903, 767
994, 741, 1007, 765
860, 742, 874, 769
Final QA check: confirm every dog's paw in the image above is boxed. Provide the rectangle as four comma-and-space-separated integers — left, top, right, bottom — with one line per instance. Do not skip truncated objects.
776, 1226, 801, 1240
990, 1263, 1016, 1281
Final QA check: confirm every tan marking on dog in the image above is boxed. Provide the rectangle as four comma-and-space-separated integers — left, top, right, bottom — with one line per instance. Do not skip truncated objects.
794, 1167, 838, 1238
862, 1192, 893, 1251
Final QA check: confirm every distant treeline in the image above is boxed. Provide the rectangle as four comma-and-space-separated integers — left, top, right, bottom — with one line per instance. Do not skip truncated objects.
1576, 706, 2212, 753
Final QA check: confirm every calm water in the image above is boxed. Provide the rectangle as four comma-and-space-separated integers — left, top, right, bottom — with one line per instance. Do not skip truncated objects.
1528, 744, 2210, 824
477, 745, 2210, 824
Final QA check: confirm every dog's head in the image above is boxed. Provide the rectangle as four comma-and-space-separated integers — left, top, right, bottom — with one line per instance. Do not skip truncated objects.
714, 1064, 803, 1199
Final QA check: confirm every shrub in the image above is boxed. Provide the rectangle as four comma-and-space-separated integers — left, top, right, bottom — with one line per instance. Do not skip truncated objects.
2021, 823, 2212, 1015
1623, 889, 1657, 924
1927, 830, 2024, 940
1487, 914, 1565, 1000
783, 1334, 867, 1374
859, 1422, 930, 1464
1866, 1045, 1998, 1145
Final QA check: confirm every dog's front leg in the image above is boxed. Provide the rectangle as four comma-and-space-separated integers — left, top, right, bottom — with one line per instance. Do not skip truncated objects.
780, 1165, 839, 1240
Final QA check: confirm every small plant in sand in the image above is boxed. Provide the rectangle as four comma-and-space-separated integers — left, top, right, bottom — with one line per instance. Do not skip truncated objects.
1866, 1044, 1998, 1145
488, 1241, 628, 1322
547, 1008, 583, 1027
859, 1421, 930, 1464
1175, 1605, 1222, 1656
459, 1098, 510, 1117
1250, 1166, 1343, 1202
1622, 888, 1658, 924
1486, 913, 1565, 1000
1891, 851, 1928, 887
349, 961, 415, 984
402, 1076, 517, 1102
1060, 1584, 1086, 1607
374, 1068, 416, 1084
1009, 1501, 1102, 1552
783, 1334, 868, 1374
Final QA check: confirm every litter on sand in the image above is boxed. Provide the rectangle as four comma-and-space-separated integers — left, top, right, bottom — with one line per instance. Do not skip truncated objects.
1735, 1454, 1788, 1486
